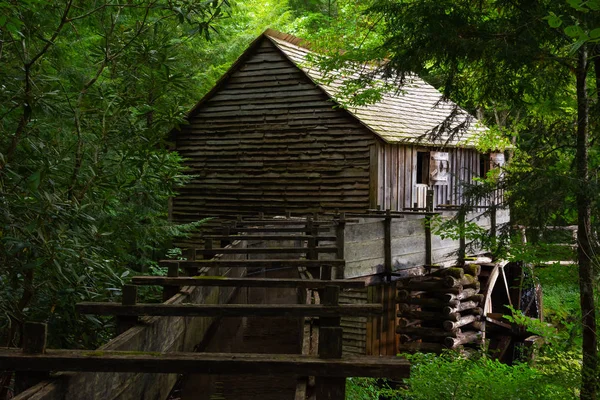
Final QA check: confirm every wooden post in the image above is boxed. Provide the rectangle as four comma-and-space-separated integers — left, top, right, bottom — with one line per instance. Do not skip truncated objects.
458, 206, 466, 266
384, 209, 392, 282
162, 263, 180, 301
221, 222, 231, 248
490, 202, 497, 261
317, 286, 345, 400
116, 285, 138, 335
15, 322, 49, 394
204, 239, 214, 260
425, 188, 434, 266
335, 213, 346, 279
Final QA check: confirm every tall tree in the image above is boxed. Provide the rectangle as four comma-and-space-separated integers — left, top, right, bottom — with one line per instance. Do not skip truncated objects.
350, 1, 599, 397
295, 0, 599, 397
0, 0, 229, 351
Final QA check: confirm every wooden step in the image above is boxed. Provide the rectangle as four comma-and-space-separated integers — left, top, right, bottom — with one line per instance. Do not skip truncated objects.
76, 303, 383, 317
131, 276, 365, 289
0, 349, 410, 379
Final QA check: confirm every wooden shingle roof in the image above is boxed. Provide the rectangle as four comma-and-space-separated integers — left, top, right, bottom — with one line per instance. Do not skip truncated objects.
264, 30, 486, 147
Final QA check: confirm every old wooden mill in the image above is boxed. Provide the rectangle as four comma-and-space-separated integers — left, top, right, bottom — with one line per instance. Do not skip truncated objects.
1, 199, 519, 400
1, 29, 523, 399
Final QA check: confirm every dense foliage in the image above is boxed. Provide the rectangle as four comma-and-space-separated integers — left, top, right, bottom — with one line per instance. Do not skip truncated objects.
0, 0, 290, 353
2, 0, 599, 398
348, 351, 578, 400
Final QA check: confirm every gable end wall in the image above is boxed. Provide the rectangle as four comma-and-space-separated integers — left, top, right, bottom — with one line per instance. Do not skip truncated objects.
173, 38, 376, 222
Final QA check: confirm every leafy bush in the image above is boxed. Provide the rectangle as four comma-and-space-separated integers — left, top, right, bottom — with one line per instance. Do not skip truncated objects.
396, 352, 577, 400
346, 351, 578, 400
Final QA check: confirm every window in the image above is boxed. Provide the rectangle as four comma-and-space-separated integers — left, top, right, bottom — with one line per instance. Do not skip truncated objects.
416, 152, 429, 184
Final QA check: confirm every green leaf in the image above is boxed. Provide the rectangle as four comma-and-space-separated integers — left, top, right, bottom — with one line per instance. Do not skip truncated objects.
27, 170, 41, 192
564, 25, 584, 38
545, 13, 562, 28
587, 0, 600, 10
589, 28, 600, 39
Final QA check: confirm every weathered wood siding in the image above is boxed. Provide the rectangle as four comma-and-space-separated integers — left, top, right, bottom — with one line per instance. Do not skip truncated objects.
340, 288, 368, 356
366, 284, 398, 356
173, 37, 375, 222
375, 143, 485, 210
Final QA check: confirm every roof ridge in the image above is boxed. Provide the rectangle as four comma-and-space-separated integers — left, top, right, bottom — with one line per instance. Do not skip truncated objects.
263, 29, 311, 50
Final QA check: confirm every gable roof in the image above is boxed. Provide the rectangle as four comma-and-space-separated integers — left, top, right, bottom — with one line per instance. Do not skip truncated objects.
179, 29, 486, 148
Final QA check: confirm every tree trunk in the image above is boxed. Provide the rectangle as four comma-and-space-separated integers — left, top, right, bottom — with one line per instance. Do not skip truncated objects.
575, 44, 598, 400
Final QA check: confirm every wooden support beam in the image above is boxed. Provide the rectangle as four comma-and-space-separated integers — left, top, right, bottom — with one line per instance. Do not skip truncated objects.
425, 188, 434, 266
162, 264, 180, 302
203, 235, 337, 241
15, 322, 49, 394
193, 247, 338, 255
384, 209, 392, 282
231, 227, 332, 233
116, 285, 138, 335
335, 213, 346, 279
76, 303, 383, 317
131, 276, 365, 289
159, 259, 345, 269
458, 208, 466, 265
233, 220, 335, 227
318, 286, 345, 400
0, 349, 410, 379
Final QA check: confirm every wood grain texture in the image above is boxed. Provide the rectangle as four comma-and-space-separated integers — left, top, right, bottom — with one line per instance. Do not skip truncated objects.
131, 276, 365, 289
172, 37, 375, 227
0, 349, 410, 379
76, 303, 383, 317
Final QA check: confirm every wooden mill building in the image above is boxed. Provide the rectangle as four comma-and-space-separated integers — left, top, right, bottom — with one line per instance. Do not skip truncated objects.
170, 29, 503, 223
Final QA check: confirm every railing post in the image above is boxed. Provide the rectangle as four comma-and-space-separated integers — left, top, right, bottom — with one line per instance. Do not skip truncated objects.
204, 238, 214, 260
117, 284, 138, 335
384, 209, 392, 282
335, 212, 346, 279
458, 206, 466, 266
15, 322, 49, 394
425, 188, 434, 266
162, 263, 180, 301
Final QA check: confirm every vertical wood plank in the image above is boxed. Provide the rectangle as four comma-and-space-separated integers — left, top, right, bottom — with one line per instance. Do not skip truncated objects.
369, 144, 379, 209
366, 286, 374, 356
390, 146, 397, 211
387, 283, 396, 355
373, 286, 381, 355
398, 145, 405, 210
380, 284, 388, 356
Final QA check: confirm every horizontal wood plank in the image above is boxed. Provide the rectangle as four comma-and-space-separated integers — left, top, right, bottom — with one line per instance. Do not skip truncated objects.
159, 260, 345, 268
203, 235, 337, 241
194, 247, 337, 255
0, 349, 410, 379
76, 303, 383, 317
130, 276, 365, 289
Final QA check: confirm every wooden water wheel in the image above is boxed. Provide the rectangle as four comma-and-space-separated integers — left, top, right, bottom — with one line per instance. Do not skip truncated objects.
396, 261, 542, 362
479, 261, 543, 363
